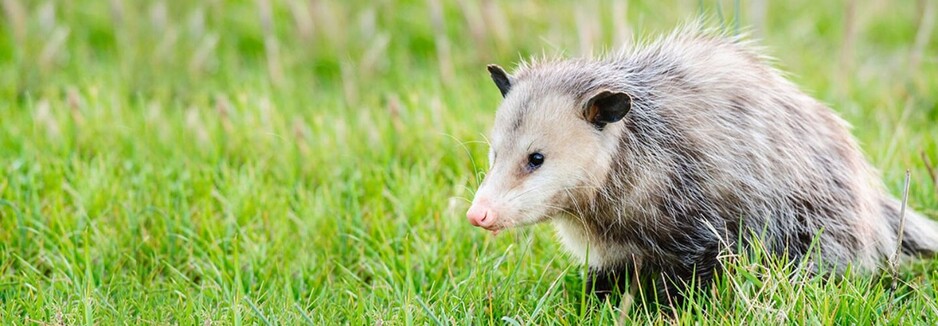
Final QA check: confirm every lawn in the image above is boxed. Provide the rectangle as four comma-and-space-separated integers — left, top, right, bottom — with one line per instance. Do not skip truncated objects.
1, 0, 937, 324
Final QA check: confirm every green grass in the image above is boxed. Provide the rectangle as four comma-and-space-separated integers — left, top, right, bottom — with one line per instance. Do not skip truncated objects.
1, 0, 937, 324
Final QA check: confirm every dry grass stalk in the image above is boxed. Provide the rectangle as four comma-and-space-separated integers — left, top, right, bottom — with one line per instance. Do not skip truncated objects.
188, 33, 219, 74
149, 1, 167, 30
922, 151, 938, 194
109, 0, 124, 26
481, 0, 510, 50
340, 60, 358, 107
456, 0, 488, 61
575, 4, 600, 57
38, 1, 55, 34
310, 0, 342, 45
387, 94, 404, 134
360, 33, 390, 77
427, 0, 454, 86
39, 27, 69, 71
748, 0, 768, 37
909, 0, 935, 83
611, 0, 631, 49
258, 0, 285, 86
35, 100, 61, 139
289, 0, 314, 41
889, 170, 911, 291
2, 0, 26, 43
837, 0, 857, 97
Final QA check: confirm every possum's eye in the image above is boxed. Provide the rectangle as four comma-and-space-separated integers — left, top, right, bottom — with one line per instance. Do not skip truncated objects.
527, 152, 545, 171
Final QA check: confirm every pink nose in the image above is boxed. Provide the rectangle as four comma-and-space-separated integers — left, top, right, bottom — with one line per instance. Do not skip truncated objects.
467, 201, 496, 228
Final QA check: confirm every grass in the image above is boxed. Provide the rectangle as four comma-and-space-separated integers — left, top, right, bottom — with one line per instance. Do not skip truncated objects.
0, 0, 937, 324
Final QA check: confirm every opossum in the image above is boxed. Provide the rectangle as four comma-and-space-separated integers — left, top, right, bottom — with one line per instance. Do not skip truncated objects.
465, 25, 938, 304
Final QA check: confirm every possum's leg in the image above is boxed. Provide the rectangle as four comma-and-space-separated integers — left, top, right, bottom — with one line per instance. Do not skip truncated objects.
588, 258, 719, 308
651, 259, 718, 309
590, 263, 697, 309
587, 266, 634, 302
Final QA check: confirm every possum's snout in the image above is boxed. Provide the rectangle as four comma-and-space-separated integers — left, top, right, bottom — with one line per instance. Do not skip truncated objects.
467, 195, 507, 235
466, 199, 498, 231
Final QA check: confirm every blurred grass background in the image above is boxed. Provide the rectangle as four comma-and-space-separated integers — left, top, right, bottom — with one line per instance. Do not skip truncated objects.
0, 0, 936, 324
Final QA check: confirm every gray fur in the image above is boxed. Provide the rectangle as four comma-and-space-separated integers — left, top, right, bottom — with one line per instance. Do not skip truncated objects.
471, 24, 938, 301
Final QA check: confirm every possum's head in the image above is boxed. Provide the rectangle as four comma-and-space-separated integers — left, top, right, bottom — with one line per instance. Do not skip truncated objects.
467, 64, 632, 233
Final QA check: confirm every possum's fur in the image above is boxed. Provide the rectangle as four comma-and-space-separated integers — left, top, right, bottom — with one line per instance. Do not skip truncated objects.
469, 24, 938, 303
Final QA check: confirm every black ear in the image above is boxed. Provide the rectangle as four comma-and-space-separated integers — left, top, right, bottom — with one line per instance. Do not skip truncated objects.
487, 64, 512, 97
584, 90, 632, 129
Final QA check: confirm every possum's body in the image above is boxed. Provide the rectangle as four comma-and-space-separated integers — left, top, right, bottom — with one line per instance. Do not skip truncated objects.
466, 25, 938, 303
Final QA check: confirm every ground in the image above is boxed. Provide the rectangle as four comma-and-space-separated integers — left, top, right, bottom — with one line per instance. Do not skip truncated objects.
1, 0, 937, 324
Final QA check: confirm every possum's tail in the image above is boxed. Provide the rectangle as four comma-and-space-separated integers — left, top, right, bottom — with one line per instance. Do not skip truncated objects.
882, 197, 938, 257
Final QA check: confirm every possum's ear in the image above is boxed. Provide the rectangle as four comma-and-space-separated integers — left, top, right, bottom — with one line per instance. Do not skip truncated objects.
585, 90, 632, 129
487, 64, 512, 97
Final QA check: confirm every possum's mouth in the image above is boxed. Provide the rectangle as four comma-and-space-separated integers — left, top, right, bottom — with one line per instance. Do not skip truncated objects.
467, 196, 561, 236
474, 216, 503, 235
467, 190, 556, 235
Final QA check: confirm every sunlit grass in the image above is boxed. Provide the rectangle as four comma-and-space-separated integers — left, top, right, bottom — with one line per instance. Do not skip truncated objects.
0, 0, 936, 324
